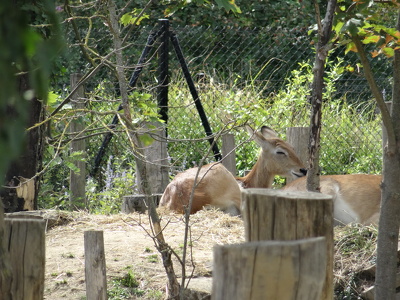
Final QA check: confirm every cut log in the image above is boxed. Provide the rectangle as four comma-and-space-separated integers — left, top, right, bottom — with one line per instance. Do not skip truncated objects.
241, 188, 333, 300
4, 218, 46, 300
212, 237, 326, 300
122, 194, 162, 213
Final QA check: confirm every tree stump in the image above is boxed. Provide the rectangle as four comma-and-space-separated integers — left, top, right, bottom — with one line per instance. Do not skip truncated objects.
4, 218, 46, 300
212, 237, 327, 300
122, 194, 162, 213
241, 188, 334, 300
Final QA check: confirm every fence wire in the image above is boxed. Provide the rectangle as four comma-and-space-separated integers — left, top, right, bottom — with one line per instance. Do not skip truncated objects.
59, 23, 389, 196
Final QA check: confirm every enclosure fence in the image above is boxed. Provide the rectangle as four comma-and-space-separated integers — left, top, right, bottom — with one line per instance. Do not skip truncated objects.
50, 21, 390, 202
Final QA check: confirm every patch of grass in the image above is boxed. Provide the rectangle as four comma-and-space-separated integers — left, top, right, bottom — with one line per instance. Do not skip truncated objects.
55, 279, 68, 286
146, 289, 163, 299
61, 252, 75, 259
147, 254, 159, 263
334, 224, 378, 299
108, 270, 145, 300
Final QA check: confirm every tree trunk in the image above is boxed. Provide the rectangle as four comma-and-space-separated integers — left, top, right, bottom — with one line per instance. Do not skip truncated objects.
307, 0, 337, 192
374, 9, 400, 300
106, 2, 180, 298
0, 74, 45, 212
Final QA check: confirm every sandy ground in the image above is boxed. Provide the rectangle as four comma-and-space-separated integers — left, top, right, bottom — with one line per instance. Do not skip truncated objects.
44, 210, 245, 299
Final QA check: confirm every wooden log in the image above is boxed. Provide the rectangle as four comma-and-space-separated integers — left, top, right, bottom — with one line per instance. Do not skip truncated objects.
242, 188, 334, 300
0, 205, 12, 299
122, 194, 162, 213
212, 237, 327, 300
221, 133, 236, 175
84, 231, 107, 300
70, 73, 86, 209
4, 218, 46, 300
286, 127, 309, 183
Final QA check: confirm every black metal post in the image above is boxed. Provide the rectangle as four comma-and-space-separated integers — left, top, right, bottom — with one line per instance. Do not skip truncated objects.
157, 19, 169, 125
91, 30, 161, 177
170, 31, 222, 161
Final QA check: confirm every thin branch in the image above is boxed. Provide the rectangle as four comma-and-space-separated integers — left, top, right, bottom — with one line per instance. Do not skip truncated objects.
351, 35, 396, 154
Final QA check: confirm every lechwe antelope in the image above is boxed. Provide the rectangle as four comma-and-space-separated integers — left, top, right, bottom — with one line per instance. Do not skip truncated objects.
283, 174, 382, 225
159, 126, 307, 215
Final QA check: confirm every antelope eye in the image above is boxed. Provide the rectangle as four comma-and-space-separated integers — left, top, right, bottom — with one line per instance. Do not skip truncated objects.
277, 151, 286, 155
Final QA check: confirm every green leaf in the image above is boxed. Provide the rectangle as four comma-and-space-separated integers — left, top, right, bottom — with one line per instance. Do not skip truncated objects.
214, 0, 241, 13
345, 42, 357, 54
382, 47, 394, 57
139, 134, 154, 147
334, 21, 344, 34
120, 13, 133, 26
344, 18, 363, 36
119, 9, 149, 26
362, 35, 380, 44
47, 91, 59, 106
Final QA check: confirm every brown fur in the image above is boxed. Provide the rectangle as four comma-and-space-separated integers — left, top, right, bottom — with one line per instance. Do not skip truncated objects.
283, 174, 382, 225
159, 126, 306, 215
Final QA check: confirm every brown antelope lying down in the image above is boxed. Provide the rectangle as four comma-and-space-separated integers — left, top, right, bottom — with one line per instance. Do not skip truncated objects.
283, 174, 382, 225
159, 126, 307, 216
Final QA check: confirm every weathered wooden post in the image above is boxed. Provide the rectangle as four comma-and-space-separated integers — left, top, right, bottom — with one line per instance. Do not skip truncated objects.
122, 194, 162, 214
222, 133, 236, 175
212, 237, 327, 300
69, 73, 86, 209
286, 127, 309, 183
241, 189, 334, 300
4, 217, 46, 299
135, 122, 169, 195
85, 231, 107, 300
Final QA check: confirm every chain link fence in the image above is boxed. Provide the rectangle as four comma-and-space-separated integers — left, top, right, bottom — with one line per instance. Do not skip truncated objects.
124, 23, 388, 176
46, 22, 389, 205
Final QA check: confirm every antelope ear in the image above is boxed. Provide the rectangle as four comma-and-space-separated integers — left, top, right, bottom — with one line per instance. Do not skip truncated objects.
245, 125, 255, 136
260, 126, 279, 139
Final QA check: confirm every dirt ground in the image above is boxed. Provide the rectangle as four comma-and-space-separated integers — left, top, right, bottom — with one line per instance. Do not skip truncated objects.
44, 209, 245, 299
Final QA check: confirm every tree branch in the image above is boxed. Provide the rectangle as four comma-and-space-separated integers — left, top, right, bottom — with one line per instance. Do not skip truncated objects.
351, 35, 396, 154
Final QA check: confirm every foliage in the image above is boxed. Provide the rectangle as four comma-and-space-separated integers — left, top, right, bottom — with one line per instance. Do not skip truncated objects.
333, 0, 399, 58
165, 57, 382, 176
0, 0, 63, 179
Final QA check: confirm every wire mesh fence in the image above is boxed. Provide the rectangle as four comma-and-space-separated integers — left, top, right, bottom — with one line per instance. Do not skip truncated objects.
44, 21, 389, 207
127, 23, 387, 176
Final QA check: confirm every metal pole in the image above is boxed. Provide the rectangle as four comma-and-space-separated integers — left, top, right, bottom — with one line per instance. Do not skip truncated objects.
91, 30, 161, 177
157, 19, 169, 125
170, 31, 222, 160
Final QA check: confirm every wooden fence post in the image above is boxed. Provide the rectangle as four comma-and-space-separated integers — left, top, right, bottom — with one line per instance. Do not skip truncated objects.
286, 127, 309, 183
212, 237, 327, 300
241, 189, 334, 300
136, 122, 169, 194
70, 73, 86, 209
4, 218, 46, 300
85, 231, 107, 300
222, 133, 236, 175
